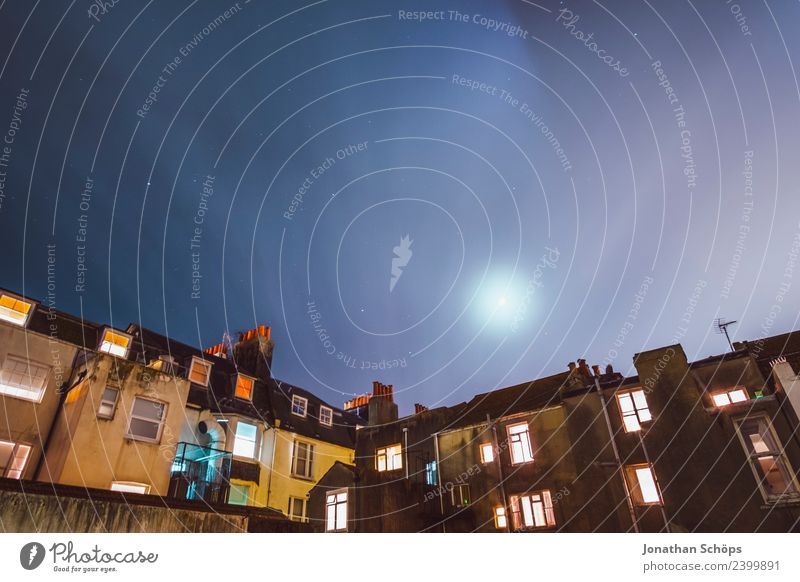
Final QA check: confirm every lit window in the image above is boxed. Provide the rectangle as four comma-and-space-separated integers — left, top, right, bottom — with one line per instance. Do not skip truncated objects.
375, 444, 402, 472
0, 355, 49, 402
712, 388, 749, 407
617, 389, 652, 432
288, 497, 307, 522
291, 395, 308, 417
480, 443, 495, 463
98, 329, 131, 358
325, 489, 348, 532
233, 421, 258, 459
110, 481, 150, 494
451, 484, 470, 508
510, 490, 555, 529
625, 463, 663, 505
235, 375, 254, 400
494, 506, 507, 529
291, 441, 315, 479
425, 461, 437, 486
507, 422, 534, 464
735, 417, 799, 502
188, 357, 212, 386
228, 484, 251, 506
319, 405, 333, 427
0, 293, 33, 327
126, 397, 167, 443
0, 440, 31, 479
96, 386, 119, 419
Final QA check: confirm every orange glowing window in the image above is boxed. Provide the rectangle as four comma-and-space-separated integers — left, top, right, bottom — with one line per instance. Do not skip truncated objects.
624, 463, 663, 506
188, 357, 211, 386
0, 294, 33, 326
494, 506, 507, 529
98, 329, 131, 358
235, 375, 254, 400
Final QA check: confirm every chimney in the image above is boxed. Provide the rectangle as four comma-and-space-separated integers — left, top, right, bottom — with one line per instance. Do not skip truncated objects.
368, 380, 398, 425
577, 359, 591, 378
232, 324, 274, 378
567, 362, 576, 374
592, 364, 601, 377
606, 364, 614, 375
414, 403, 428, 414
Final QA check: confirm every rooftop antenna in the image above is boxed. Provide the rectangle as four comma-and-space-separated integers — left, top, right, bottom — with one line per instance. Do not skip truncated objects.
714, 318, 737, 352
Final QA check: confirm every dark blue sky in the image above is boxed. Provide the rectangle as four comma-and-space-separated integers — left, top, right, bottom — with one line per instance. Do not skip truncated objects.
1, 0, 798, 413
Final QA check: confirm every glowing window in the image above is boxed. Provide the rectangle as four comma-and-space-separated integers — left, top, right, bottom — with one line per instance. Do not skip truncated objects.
0, 355, 49, 402
188, 358, 212, 386
625, 463, 662, 505
228, 484, 251, 506
494, 506, 507, 529
291, 395, 308, 417
425, 461, 437, 486
617, 389, 652, 432
375, 444, 402, 472
736, 417, 799, 502
507, 422, 534, 464
233, 421, 258, 459
712, 388, 749, 407
510, 490, 555, 529
126, 397, 167, 443
0, 293, 33, 327
235, 375, 254, 400
480, 443, 495, 463
110, 481, 150, 494
96, 386, 119, 419
319, 405, 333, 427
292, 441, 315, 479
98, 329, 131, 358
325, 489, 348, 532
0, 440, 31, 479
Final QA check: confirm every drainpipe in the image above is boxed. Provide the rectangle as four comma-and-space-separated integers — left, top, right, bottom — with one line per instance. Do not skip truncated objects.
488, 413, 510, 532
594, 374, 640, 533
403, 427, 409, 479
265, 424, 278, 510
433, 431, 445, 533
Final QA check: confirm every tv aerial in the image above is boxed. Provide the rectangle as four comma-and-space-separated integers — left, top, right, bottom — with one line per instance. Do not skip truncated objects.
714, 318, 737, 352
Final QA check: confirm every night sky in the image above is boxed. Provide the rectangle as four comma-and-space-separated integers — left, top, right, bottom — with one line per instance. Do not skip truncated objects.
1, 1, 798, 414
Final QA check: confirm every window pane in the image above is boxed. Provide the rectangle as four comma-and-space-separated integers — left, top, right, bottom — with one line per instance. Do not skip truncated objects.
520, 496, 534, 527
635, 467, 661, 504
0, 294, 32, 325
336, 501, 347, 530
189, 360, 210, 384
0, 356, 49, 401
111, 482, 149, 494
729, 389, 748, 403
101, 387, 119, 404
618, 393, 634, 413
0, 441, 15, 476
234, 422, 257, 458
480, 443, 494, 463
623, 414, 641, 432
228, 484, 250, 505
508, 423, 528, 435
712, 393, 731, 407
326, 504, 336, 531
235, 376, 253, 400
132, 399, 165, 421
128, 418, 160, 440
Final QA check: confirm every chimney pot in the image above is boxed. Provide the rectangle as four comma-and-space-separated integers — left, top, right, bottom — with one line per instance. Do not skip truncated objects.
592, 365, 601, 377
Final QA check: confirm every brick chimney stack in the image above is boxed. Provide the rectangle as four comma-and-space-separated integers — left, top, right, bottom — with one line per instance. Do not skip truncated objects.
414, 403, 428, 414
368, 381, 398, 425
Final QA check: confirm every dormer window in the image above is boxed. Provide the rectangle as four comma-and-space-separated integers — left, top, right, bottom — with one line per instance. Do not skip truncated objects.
187, 357, 212, 386
0, 293, 34, 327
291, 395, 307, 417
235, 374, 254, 400
712, 387, 749, 407
319, 405, 333, 427
98, 328, 132, 358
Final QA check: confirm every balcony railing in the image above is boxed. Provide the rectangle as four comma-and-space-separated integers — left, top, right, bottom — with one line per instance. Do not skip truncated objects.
168, 442, 232, 505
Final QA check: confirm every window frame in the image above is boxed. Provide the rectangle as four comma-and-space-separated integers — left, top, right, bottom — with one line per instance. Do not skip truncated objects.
187, 356, 212, 387
98, 328, 132, 359
510, 490, 556, 530
232, 420, 259, 460
494, 506, 508, 529
96, 386, 120, 419
506, 422, 534, 465
425, 460, 437, 486
291, 440, 315, 480
325, 488, 348, 532
616, 388, 653, 433
125, 396, 168, 444
291, 394, 308, 418
288, 496, 308, 522
375, 443, 403, 472
733, 414, 800, 503
319, 405, 333, 427
450, 483, 470, 508
228, 483, 251, 506
0, 439, 31, 479
0, 354, 50, 403
234, 374, 255, 401
624, 463, 664, 506
712, 387, 749, 408
0, 292, 35, 327
110, 481, 150, 495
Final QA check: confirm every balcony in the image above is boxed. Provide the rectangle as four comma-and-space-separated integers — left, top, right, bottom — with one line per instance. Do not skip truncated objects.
168, 442, 232, 505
